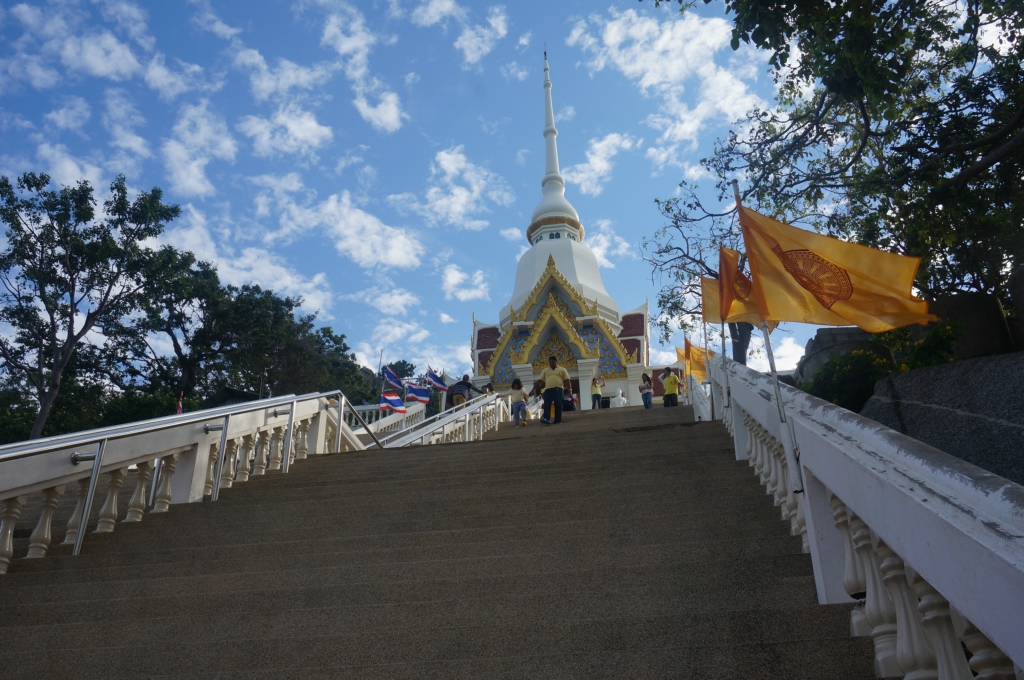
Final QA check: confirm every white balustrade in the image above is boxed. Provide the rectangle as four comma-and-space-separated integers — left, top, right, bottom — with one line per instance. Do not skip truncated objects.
0, 391, 367, 566
26, 485, 64, 558
704, 356, 1023, 676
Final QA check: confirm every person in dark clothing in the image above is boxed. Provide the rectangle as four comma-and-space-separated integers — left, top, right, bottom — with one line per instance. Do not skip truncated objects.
449, 374, 484, 407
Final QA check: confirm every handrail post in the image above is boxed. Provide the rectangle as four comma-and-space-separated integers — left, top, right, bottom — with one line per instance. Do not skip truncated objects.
335, 395, 345, 454
281, 400, 297, 474
148, 456, 163, 508
72, 439, 106, 556
209, 414, 231, 502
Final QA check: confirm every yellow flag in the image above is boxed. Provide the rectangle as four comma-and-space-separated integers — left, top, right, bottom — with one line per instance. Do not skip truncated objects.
719, 247, 766, 326
701, 277, 722, 323
673, 347, 689, 391
739, 207, 936, 332
689, 345, 715, 383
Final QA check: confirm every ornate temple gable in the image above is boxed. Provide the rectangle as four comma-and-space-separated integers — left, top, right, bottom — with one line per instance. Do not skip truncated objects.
531, 332, 578, 369
481, 325, 526, 381
476, 327, 500, 350
510, 304, 596, 365
618, 314, 645, 338
589, 316, 640, 366
509, 255, 598, 323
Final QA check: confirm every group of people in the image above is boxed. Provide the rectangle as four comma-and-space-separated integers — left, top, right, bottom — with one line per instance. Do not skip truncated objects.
446, 358, 685, 428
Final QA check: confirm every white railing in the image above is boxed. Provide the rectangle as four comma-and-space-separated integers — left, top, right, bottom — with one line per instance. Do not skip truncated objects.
706, 356, 1024, 677
0, 391, 373, 570
689, 376, 713, 421
379, 393, 511, 448
347, 402, 426, 437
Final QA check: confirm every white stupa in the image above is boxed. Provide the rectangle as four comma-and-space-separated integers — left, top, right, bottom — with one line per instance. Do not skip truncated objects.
471, 56, 650, 408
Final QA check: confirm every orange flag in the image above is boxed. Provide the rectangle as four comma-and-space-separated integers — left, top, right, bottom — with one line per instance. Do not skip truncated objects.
738, 207, 936, 332
701, 276, 722, 324
719, 247, 764, 325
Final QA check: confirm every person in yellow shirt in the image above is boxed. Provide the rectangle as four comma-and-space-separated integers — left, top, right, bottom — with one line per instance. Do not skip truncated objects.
590, 375, 606, 410
537, 355, 571, 425
662, 367, 680, 408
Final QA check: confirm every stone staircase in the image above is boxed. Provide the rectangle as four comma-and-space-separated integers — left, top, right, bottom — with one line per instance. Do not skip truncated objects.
0, 405, 875, 678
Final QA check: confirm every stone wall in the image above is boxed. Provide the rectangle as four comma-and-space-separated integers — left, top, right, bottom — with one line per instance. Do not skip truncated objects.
860, 352, 1024, 485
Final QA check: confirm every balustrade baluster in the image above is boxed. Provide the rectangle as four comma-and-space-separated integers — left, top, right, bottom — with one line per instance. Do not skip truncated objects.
94, 468, 128, 533
957, 617, 1016, 679
25, 486, 65, 558
235, 435, 254, 483
124, 461, 154, 522
253, 431, 270, 475
152, 453, 178, 512
875, 538, 938, 679
0, 496, 27, 574
827, 493, 869, 635
268, 427, 284, 471
907, 569, 973, 680
220, 440, 238, 489
203, 443, 219, 496
61, 478, 90, 545
849, 513, 900, 677
295, 421, 310, 460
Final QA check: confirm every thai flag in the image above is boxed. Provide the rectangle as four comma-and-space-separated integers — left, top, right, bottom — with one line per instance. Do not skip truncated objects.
176, 392, 183, 414
406, 383, 430, 404
382, 365, 405, 391
426, 366, 447, 391
380, 392, 407, 413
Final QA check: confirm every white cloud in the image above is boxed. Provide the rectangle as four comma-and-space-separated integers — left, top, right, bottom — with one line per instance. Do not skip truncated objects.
249, 175, 424, 269
164, 205, 333, 315
555, 105, 575, 122
454, 6, 508, 66
95, 0, 155, 51
439, 312, 456, 324
562, 132, 639, 196
587, 219, 635, 268
335, 152, 364, 173
515, 148, 529, 165
410, 0, 466, 26
352, 88, 408, 133
404, 71, 420, 86
747, 336, 804, 372
411, 2, 508, 67
499, 227, 521, 241
353, 326, 472, 376
161, 100, 237, 197
190, 0, 241, 40
145, 53, 217, 100
345, 286, 420, 315
237, 104, 333, 158
233, 47, 338, 102
36, 143, 104, 188
388, 145, 514, 230
103, 89, 150, 159
0, 52, 61, 89
517, 31, 531, 50
650, 347, 678, 367
44, 97, 91, 133
501, 61, 529, 81
567, 8, 765, 169
441, 263, 489, 301
60, 30, 141, 80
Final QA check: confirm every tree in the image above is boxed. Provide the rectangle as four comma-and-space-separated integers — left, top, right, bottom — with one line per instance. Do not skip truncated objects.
0, 172, 181, 438
642, 192, 755, 363
642, 0, 1024, 312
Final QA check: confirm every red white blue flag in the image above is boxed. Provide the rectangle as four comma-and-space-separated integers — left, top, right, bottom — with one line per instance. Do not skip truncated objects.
426, 366, 447, 391
382, 365, 405, 391
176, 392, 183, 414
406, 383, 430, 404
380, 392, 407, 413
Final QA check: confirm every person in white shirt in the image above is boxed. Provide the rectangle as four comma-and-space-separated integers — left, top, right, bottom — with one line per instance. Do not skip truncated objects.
610, 389, 628, 408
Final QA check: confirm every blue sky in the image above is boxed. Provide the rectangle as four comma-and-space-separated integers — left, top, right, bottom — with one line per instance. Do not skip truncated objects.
0, 0, 813, 375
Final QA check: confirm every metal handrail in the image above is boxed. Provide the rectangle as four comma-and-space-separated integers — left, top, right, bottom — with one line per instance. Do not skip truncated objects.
0, 392, 314, 462
376, 392, 491, 446
383, 393, 502, 448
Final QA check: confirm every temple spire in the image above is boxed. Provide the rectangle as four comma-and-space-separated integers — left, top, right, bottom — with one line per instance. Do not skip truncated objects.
542, 53, 562, 187
528, 54, 581, 244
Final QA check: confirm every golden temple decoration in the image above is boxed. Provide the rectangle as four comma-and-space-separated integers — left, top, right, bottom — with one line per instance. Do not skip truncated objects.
531, 333, 578, 369
510, 299, 595, 365
525, 215, 586, 242
510, 255, 598, 323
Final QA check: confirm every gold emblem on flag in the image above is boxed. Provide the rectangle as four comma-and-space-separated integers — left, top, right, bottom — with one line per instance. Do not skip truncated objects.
771, 246, 853, 309
733, 272, 752, 300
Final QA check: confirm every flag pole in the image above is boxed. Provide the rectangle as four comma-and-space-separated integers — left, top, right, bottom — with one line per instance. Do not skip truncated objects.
732, 179, 786, 425
721, 321, 730, 408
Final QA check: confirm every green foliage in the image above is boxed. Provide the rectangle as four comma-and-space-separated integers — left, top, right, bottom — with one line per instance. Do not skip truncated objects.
803, 349, 895, 413
641, 0, 1024, 314
803, 322, 960, 412
0, 171, 375, 443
